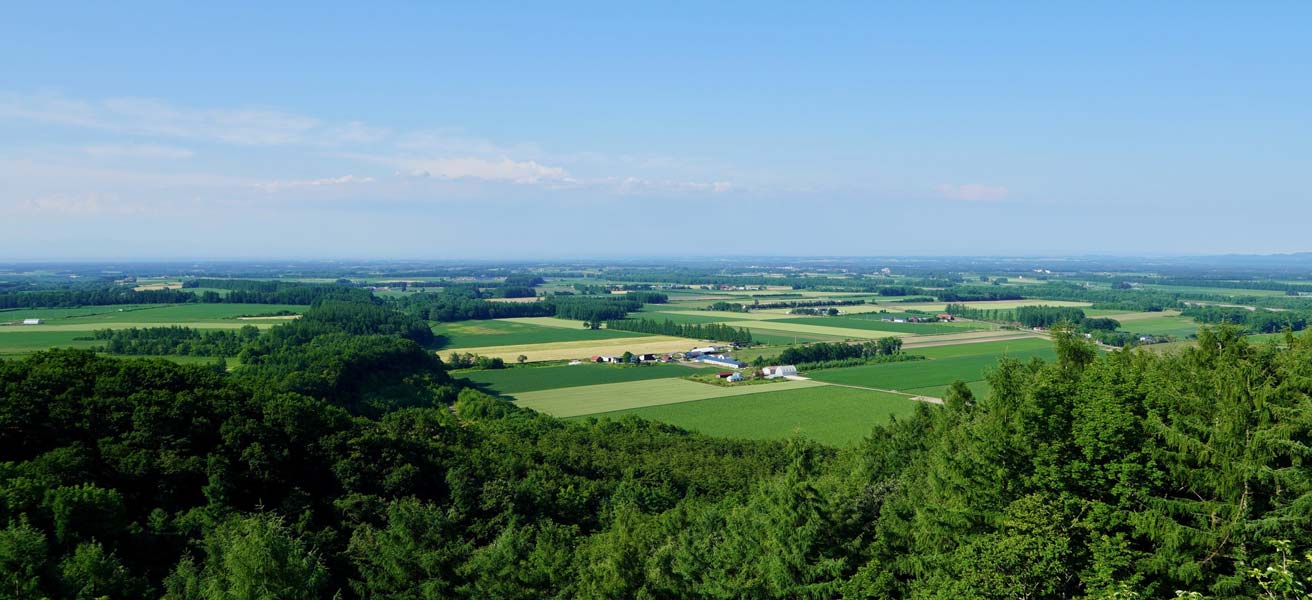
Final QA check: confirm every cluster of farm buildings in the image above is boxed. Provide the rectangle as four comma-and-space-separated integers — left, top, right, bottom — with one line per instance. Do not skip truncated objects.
588, 344, 797, 384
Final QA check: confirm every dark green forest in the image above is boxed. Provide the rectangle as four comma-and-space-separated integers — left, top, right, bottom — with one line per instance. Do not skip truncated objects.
3, 293, 1312, 597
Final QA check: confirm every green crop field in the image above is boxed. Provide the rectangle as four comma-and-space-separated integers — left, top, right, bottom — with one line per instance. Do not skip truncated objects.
808, 346, 1056, 391
0, 330, 101, 356
1117, 315, 1201, 338
512, 377, 826, 418
742, 329, 851, 345
460, 363, 698, 394
434, 318, 641, 349
719, 320, 914, 340
783, 315, 987, 335
912, 337, 1054, 359
1, 303, 307, 326
580, 385, 922, 446
632, 308, 735, 324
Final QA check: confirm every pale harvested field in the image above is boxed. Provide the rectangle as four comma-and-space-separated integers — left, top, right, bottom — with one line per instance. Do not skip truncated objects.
513, 377, 827, 418
444, 335, 693, 362
719, 320, 917, 339
0, 321, 282, 332
885, 299, 1094, 312
752, 304, 894, 316
500, 317, 595, 329
1100, 310, 1182, 322
236, 315, 301, 321
132, 282, 183, 291
486, 296, 544, 303
901, 330, 1043, 349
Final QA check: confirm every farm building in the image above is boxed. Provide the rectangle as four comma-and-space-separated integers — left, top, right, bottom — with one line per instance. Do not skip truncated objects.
715, 371, 734, 378
762, 365, 798, 378
937, 313, 955, 321
635, 353, 658, 362
699, 355, 746, 369
22, 319, 43, 325
727, 372, 743, 382
688, 346, 722, 356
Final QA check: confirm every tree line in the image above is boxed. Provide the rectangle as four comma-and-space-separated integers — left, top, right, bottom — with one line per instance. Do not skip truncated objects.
604, 318, 754, 344
93, 325, 262, 356
400, 290, 663, 323
1182, 305, 1310, 334
773, 337, 903, 366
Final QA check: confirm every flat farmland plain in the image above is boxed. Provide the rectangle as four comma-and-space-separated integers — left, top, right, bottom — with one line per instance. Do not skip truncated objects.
513, 377, 827, 417
581, 385, 920, 446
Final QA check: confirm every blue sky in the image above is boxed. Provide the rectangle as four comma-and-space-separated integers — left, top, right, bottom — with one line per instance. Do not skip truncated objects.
2, 2, 1309, 259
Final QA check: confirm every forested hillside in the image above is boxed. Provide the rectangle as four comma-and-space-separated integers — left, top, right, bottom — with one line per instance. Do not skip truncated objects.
2, 296, 1311, 597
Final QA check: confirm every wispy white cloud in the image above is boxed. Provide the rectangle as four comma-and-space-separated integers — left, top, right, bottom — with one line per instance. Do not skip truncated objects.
254, 174, 377, 192
389, 157, 570, 184
1, 91, 738, 196
15, 192, 146, 216
83, 143, 194, 159
1, 92, 323, 146
935, 183, 1010, 202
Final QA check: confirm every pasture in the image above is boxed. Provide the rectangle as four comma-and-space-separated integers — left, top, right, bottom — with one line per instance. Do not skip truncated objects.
582, 385, 921, 446
808, 345, 1056, 392
461, 362, 698, 395
433, 318, 640, 349
512, 377, 826, 418
911, 336, 1054, 359
1117, 314, 1201, 338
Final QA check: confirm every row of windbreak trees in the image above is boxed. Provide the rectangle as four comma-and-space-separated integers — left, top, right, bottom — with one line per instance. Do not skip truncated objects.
604, 318, 754, 344
0, 281, 373, 308
93, 325, 262, 356
92, 301, 436, 359
1182, 304, 1311, 333
398, 288, 667, 323
946, 304, 1094, 328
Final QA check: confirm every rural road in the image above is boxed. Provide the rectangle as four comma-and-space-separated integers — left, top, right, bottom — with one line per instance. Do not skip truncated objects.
786, 375, 945, 405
